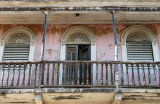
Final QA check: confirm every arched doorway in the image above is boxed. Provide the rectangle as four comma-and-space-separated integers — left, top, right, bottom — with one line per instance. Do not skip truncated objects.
60, 26, 96, 85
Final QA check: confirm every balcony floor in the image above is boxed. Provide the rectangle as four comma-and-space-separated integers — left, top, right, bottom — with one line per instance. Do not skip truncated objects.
0, 88, 160, 104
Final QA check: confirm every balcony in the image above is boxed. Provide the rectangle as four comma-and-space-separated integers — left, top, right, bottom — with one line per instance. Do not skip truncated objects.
0, 61, 159, 88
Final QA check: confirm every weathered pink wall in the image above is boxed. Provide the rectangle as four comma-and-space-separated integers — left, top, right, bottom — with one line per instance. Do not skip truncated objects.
0, 24, 160, 61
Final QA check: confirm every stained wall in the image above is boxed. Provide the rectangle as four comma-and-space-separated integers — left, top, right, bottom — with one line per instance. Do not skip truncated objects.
0, 24, 159, 61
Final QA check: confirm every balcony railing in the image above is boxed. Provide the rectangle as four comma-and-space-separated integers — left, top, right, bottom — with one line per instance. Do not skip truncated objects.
0, 61, 159, 88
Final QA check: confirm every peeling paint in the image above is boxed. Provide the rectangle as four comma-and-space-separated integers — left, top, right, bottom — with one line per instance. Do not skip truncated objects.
146, 24, 158, 35
53, 95, 83, 100
46, 49, 53, 55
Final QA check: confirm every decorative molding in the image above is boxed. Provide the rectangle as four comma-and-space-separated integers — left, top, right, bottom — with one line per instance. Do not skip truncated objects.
67, 32, 90, 44
127, 32, 150, 43
2, 26, 35, 44
61, 26, 96, 45
7, 33, 30, 44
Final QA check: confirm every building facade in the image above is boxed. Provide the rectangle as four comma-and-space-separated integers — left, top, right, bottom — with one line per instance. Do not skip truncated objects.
0, 0, 160, 104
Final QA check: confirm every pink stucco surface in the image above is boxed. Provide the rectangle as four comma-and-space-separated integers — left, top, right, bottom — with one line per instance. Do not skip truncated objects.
0, 24, 160, 61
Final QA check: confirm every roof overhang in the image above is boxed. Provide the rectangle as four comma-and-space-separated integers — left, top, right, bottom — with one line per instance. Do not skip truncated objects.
0, 1, 160, 24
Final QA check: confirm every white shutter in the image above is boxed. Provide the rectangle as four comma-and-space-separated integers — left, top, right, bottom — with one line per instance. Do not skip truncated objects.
127, 42, 153, 61
3, 44, 30, 62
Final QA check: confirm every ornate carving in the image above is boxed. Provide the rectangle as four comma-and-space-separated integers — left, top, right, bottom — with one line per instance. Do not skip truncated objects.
7, 33, 30, 44
127, 32, 150, 43
67, 32, 90, 44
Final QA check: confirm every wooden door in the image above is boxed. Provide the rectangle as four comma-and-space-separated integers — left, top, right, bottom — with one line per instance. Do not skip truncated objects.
79, 45, 91, 84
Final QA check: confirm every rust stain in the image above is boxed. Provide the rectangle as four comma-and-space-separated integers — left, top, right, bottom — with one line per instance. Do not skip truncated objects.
0, 25, 13, 34
47, 49, 53, 55
26, 24, 43, 35
146, 24, 158, 35
50, 25, 69, 35
53, 95, 83, 100
0, 24, 43, 36
108, 44, 113, 47
0, 24, 130, 38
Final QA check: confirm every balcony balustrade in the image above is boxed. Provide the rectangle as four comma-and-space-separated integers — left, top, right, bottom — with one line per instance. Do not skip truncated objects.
0, 61, 159, 88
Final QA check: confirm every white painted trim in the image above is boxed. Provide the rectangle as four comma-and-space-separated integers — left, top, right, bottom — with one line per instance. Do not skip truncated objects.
0, 26, 35, 62
121, 25, 159, 61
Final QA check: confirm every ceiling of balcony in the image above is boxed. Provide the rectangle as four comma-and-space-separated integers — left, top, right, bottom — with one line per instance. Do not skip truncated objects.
0, 1, 160, 24
0, 11, 160, 24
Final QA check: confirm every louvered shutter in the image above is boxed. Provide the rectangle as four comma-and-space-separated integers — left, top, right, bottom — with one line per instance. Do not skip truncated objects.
127, 42, 153, 61
2, 33, 30, 62
3, 44, 30, 62
126, 32, 154, 62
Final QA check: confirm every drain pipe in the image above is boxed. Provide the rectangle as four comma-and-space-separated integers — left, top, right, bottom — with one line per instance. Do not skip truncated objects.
111, 10, 119, 91
38, 11, 48, 88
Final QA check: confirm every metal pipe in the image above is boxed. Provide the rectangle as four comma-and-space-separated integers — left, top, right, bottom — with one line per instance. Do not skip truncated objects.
41, 11, 48, 61
112, 10, 118, 62
38, 11, 48, 88
111, 10, 119, 90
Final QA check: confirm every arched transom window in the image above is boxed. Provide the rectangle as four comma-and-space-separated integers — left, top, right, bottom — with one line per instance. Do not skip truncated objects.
67, 32, 90, 44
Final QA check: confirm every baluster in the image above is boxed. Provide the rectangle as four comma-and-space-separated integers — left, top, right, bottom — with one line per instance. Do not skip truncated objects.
141, 64, 145, 86
67, 63, 70, 85
153, 64, 156, 86
82, 63, 85, 85
72, 63, 75, 85
96, 62, 98, 85
6, 64, 11, 86
23, 64, 27, 86
62, 63, 65, 85
120, 63, 123, 85
101, 63, 103, 85
17, 64, 21, 86
91, 63, 93, 85
147, 63, 150, 86
126, 64, 129, 86
57, 63, 60, 85
105, 63, 108, 85
47, 63, 50, 85
41, 63, 45, 85
136, 64, 140, 86
27, 64, 32, 86
34, 63, 38, 86
78, 63, 80, 85
131, 63, 134, 86
52, 63, 55, 85
2, 64, 5, 86
12, 64, 16, 86
87, 63, 89, 85
157, 63, 160, 86
110, 64, 113, 85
